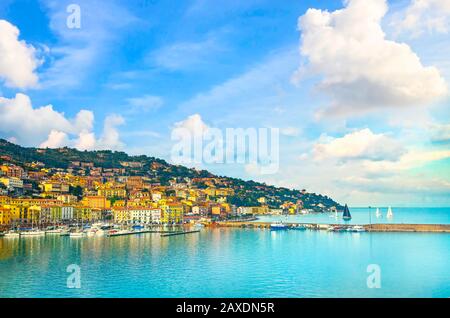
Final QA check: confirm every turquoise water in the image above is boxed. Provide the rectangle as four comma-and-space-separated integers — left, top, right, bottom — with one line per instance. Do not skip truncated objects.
1, 226, 449, 297
254, 207, 450, 225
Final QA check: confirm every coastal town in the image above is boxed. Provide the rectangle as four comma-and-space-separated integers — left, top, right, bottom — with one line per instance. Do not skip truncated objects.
0, 139, 340, 234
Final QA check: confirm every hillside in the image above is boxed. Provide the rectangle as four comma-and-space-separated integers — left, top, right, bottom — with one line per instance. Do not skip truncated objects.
0, 139, 342, 210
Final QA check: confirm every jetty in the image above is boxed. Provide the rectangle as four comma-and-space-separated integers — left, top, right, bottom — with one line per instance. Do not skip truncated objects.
216, 221, 450, 233
161, 230, 200, 237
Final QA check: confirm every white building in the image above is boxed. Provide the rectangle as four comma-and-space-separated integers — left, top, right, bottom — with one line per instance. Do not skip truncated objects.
61, 206, 74, 220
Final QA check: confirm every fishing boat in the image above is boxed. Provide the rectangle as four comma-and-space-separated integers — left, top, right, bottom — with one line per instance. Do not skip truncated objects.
375, 208, 381, 218
387, 206, 393, 219
342, 204, 352, 221
270, 221, 288, 230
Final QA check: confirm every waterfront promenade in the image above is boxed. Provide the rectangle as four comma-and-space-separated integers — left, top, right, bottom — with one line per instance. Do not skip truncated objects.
217, 221, 450, 233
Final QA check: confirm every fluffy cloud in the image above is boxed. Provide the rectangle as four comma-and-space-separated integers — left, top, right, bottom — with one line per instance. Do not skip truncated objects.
97, 114, 125, 150
313, 128, 405, 162
296, 0, 448, 116
0, 93, 75, 145
0, 20, 40, 88
173, 114, 210, 136
0, 93, 124, 150
394, 0, 450, 36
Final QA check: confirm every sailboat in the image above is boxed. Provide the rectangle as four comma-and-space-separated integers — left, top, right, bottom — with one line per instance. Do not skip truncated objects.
342, 204, 352, 221
387, 206, 393, 219
375, 208, 381, 218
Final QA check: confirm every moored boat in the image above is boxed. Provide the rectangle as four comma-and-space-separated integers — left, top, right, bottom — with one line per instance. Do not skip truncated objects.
20, 230, 46, 236
270, 221, 288, 230
347, 225, 365, 232
69, 231, 86, 238
4, 231, 20, 238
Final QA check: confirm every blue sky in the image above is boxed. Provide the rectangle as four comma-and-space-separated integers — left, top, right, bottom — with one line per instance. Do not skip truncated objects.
0, 0, 449, 206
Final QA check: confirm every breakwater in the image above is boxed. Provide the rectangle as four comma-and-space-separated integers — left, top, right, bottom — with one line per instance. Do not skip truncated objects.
217, 221, 450, 233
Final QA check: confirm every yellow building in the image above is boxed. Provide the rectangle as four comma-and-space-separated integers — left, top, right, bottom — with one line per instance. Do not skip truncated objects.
0, 207, 11, 225
97, 186, 127, 198
82, 196, 111, 209
40, 181, 70, 193
161, 203, 184, 224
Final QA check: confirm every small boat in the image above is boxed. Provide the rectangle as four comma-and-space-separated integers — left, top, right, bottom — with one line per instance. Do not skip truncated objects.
270, 221, 288, 230
375, 208, 381, 218
387, 206, 393, 219
69, 231, 86, 238
46, 228, 63, 234
4, 231, 20, 238
347, 225, 365, 232
328, 225, 346, 232
60, 231, 70, 237
342, 204, 352, 221
291, 224, 306, 230
20, 230, 46, 236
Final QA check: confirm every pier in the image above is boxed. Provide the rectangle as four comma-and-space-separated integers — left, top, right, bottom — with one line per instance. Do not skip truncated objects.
161, 230, 201, 237
216, 221, 450, 233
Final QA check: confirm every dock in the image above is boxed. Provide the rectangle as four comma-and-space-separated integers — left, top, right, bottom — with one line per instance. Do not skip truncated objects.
161, 230, 200, 237
216, 221, 450, 233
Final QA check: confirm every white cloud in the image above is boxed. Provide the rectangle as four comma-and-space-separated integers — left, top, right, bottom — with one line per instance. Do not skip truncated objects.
0, 20, 40, 88
40, 130, 69, 148
97, 114, 125, 150
429, 123, 450, 142
297, 0, 448, 116
173, 113, 210, 136
393, 0, 450, 36
0, 93, 124, 150
313, 128, 405, 162
126, 95, 164, 112
0, 93, 75, 145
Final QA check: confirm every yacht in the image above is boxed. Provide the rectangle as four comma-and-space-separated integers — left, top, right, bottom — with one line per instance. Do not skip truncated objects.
270, 221, 288, 230
387, 206, 394, 219
69, 230, 86, 238
375, 208, 381, 218
347, 225, 365, 232
342, 204, 352, 221
20, 230, 46, 236
4, 231, 20, 238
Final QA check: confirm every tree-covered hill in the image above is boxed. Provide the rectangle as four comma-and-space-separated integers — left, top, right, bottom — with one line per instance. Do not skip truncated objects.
0, 139, 342, 210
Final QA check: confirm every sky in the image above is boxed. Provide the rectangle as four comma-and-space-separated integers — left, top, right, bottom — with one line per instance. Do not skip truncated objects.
0, 0, 449, 207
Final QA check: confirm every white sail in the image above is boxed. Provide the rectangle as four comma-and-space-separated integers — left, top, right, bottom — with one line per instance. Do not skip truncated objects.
387, 206, 393, 218
375, 208, 381, 218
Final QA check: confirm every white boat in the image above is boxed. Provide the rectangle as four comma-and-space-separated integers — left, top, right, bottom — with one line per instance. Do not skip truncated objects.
46, 229, 63, 234
4, 231, 20, 238
20, 230, 46, 236
387, 206, 393, 219
375, 208, 381, 218
270, 221, 288, 230
348, 225, 365, 232
69, 231, 86, 238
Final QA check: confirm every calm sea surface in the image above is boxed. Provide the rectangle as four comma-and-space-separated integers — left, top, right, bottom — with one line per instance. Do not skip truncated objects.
254, 207, 450, 225
0, 208, 449, 298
